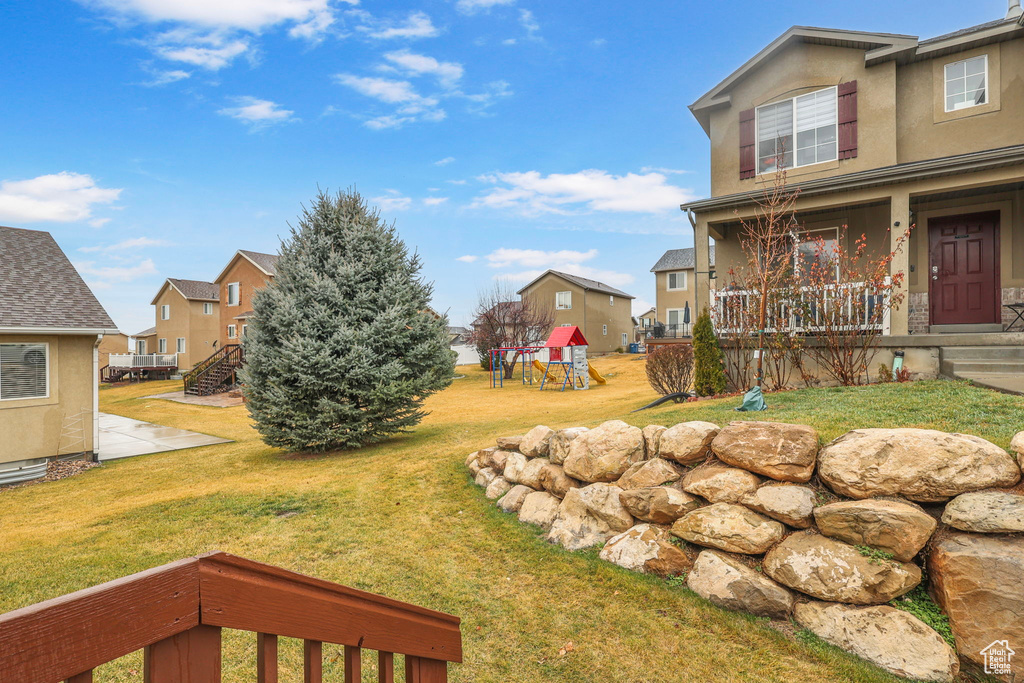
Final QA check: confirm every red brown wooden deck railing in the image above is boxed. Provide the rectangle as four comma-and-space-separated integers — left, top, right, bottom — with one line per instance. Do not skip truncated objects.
0, 551, 462, 683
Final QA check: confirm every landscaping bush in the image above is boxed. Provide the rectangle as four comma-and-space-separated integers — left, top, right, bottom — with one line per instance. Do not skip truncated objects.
241, 188, 455, 452
692, 308, 727, 396
645, 344, 695, 400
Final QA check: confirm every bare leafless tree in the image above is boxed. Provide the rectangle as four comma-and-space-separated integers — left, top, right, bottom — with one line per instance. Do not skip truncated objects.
470, 281, 555, 378
645, 345, 695, 400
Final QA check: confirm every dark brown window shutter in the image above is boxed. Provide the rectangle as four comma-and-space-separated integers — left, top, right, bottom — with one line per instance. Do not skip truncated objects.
838, 80, 858, 160
739, 108, 756, 179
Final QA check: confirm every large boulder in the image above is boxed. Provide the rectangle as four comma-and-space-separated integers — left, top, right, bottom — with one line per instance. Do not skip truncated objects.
813, 499, 937, 562
549, 427, 588, 465
711, 421, 819, 483
740, 484, 815, 529
642, 424, 667, 458
484, 476, 512, 500
1010, 430, 1024, 473
671, 503, 785, 555
681, 465, 761, 503
818, 428, 1020, 502
615, 458, 683, 490
518, 457, 552, 490
517, 491, 561, 530
547, 483, 635, 551
599, 524, 693, 577
687, 549, 795, 618
794, 602, 959, 683
538, 463, 581, 499
466, 450, 484, 468
497, 484, 533, 513
479, 448, 512, 473
659, 421, 720, 465
562, 420, 645, 483
930, 532, 1024, 680
763, 532, 921, 604
468, 459, 483, 477
520, 425, 554, 458
502, 452, 529, 485
619, 487, 702, 524
941, 490, 1024, 534
496, 435, 523, 452
474, 467, 497, 488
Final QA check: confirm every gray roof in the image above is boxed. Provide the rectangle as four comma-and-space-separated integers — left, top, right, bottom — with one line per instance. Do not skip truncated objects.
518, 269, 634, 299
135, 326, 156, 337
167, 278, 219, 301
239, 250, 279, 276
651, 246, 715, 272
921, 17, 1015, 45
0, 226, 117, 331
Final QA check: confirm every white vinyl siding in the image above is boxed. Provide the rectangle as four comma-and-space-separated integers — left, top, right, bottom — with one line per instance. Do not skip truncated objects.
227, 283, 240, 306
227, 325, 237, 339
0, 343, 48, 400
176, 338, 186, 353
666, 271, 687, 291
203, 302, 214, 315
160, 305, 170, 320
556, 291, 572, 310
757, 86, 837, 174
158, 338, 167, 353
945, 55, 987, 112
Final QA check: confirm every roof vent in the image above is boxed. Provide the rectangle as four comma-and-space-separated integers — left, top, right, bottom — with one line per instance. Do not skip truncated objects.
1009, 0, 1023, 19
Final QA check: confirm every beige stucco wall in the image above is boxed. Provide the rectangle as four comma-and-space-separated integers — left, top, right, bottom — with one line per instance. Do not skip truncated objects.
520, 273, 633, 353
97, 333, 129, 368
152, 285, 219, 369
654, 268, 697, 326
0, 334, 96, 466
217, 257, 273, 348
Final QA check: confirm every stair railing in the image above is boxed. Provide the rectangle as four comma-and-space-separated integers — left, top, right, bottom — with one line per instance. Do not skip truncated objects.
183, 344, 243, 395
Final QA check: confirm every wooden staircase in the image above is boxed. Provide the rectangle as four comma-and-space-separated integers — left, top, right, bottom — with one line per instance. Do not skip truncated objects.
99, 365, 130, 383
183, 344, 244, 396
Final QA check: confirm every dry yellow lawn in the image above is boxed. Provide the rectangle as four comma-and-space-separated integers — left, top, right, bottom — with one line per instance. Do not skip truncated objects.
1, 354, 970, 682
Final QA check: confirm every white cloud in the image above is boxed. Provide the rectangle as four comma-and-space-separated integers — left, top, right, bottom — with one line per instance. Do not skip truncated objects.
446, 179, 467, 185
79, 237, 171, 253
371, 193, 412, 212
473, 169, 698, 215
590, 38, 607, 47
334, 74, 444, 128
434, 156, 456, 166
463, 80, 512, 112
218, 96, 296, 130
383, 50, 463, 88
456, 254, 478, 263
632, 297, 655, 316
518, 9, 539, 38
151, 32, 250, 69
0, 172, 122, 225
455, 0, 515, 14
75, 258, 158, 285
501, 38, 517, 46
484, 247, 598, 269
423, 197, 448, 206
359, 11, 439, 39
640, 166, 692, 175
141, 67, 191, 86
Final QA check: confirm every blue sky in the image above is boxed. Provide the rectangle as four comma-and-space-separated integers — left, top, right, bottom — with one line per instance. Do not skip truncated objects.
0, 0, 1003, 331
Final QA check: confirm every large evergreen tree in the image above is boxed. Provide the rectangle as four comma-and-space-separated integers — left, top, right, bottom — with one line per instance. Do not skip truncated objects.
241, 189, 455, 452
692, 307, 727, 396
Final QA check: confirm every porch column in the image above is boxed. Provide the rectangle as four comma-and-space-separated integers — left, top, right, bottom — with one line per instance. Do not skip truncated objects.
889, 190, 911, 336
693, 214, 711, 317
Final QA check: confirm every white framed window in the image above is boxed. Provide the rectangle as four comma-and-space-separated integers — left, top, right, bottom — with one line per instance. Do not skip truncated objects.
227, 282, 240, 306
242, 324, 248, 337
176, 338, 186, 353
944, 55, 987, 112
556, 291, 572, 310
158, 338, 167, 353
602, 324, 608, 335
0, 343, 48, 401
136, 340, 147, 355
621, 333, 628, 346
609, 295, 614, 306
227, 325, 237, 339
666, 308, 686, 331
560, 323, 572, 327
203, 302, 214, 315
794, 227, 840, 282
160, 304, 170, 320
667, 271, 687, 291
757, 86, 837, 174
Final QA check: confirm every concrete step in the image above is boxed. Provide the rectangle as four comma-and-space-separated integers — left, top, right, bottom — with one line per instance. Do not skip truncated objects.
942, 346, 1024, 360
941, 359, 1024, 376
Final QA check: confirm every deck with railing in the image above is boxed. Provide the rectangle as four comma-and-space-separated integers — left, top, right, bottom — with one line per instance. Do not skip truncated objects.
0, 551, 462, 683
108, 353, 179, 369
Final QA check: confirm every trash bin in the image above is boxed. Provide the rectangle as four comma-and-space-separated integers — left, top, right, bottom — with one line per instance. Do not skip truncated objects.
629, 343, 640, 354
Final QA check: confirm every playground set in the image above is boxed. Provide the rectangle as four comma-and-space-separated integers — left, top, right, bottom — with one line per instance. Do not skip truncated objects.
488, 326, 607, 391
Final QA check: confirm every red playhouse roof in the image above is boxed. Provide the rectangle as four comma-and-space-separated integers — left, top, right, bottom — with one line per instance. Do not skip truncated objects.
544, 326, 588, 347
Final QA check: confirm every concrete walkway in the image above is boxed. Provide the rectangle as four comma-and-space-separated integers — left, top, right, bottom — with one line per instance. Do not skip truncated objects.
145, 390, 244, 408
97, 413, 231, 462
958, 373, 1024, 396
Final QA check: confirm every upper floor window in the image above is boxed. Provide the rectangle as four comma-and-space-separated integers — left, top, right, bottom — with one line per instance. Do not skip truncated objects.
0, 343, 48, 400
203, 302, 214, 315
667, 271, 687, 291
945, 55, 987, 112
160, 304, 170, 320
556, 291, 572, 310
609, 295, 614, 306
757, 87, 837, 174
226, 282, 240, 306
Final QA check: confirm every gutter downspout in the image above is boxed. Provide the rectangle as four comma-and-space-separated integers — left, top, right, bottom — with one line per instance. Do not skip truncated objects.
685, 207, 700, 313
93, 335, 101, 462
1008, 0, 1022, 20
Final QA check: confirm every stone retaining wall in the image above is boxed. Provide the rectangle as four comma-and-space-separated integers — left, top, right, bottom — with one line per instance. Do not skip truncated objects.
467, 420, 1024, 682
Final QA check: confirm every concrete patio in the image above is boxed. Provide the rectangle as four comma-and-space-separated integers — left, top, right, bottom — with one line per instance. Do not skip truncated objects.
97, 413, 231, 462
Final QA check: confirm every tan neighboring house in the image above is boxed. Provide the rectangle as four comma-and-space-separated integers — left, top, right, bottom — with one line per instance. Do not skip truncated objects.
635, 307, 656, 341
150, 278, 220, 369
213, 250, 279, 348
0, 226, 118, 483
518, 270, 635, 354
133, 327, 156, 355
650, 246, 716, 338
97, 332, 130, 368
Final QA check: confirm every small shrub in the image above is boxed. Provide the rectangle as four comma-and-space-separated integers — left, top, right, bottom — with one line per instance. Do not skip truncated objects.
666, 573, 688, 588
890, 586, 955, 646
615, 346, 624, 353
646, 344, 695, 400
894, 366, 911, 382
692, 308, 727, 396
876, 363, 892, 383
855, 545, 896, 566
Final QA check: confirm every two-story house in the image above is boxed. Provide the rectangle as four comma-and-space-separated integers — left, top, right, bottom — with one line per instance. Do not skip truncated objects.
213, 250, 279, 349
149, 278, 220, 368
650, 246, 716, 339
681, 4, 1024, 386
518, 270, 635, 354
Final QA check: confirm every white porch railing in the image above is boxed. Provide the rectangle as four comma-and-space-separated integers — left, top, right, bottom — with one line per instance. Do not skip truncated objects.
712, 278, 892, 336
108, 353, 179, 368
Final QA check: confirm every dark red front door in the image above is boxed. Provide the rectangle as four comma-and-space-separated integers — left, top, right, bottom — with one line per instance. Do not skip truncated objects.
928, 211, 1000, 326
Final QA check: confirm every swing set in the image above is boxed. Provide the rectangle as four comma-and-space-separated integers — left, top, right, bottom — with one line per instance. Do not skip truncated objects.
487, 326, 603, 391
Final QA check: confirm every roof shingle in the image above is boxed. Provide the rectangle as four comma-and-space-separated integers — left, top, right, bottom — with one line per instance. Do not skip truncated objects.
238, 250, 279, 276
167, 278, 219, 301
650, 246, 716, 272
518, 270, 634, 299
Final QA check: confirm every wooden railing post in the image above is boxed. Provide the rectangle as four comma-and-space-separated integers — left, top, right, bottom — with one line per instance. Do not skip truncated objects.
405, 656, 447, 683
66, 673, 93, 683
303, 640, 322, 683
256, 633, 278, 683
378, 652, 394, 683
144, 625, 221, 683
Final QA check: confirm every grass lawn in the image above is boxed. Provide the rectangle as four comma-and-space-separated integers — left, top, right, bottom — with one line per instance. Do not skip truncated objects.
3, 355, 1023, 682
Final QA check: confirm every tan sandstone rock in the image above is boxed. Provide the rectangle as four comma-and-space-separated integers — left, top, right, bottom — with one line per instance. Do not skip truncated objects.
468, 459, 483, 477
711, 421, 819, 483
1010, 431, 1024, 473
671, 503, 784, 555
658, 421, 720, 465
619, 487, 702, 524
485, 476, 512, 500
497, 484, 533, 513
520, 425, 554, 458
687, 549, 794, 618
681, 465, 761, 503
740, 484, 816, 529
814, 499, 937, 562
479, 448, 511, 473
930, 532, 1024, 680
763, 532, 921, 604
615, 458, 684, 490
549, 427, 588, 465
794, 602, 959, 682
538, 463, 581, 499
599, 524, 693, 577
546, 483, 635, 551
466, 450, 482, 468
941, 490, 1024, 534
496, 435, 524, 452
518, 457, 552, 490
817, 428, 1020, 502
642, 424, 667, 458
517, 491, 561, 530
501, 452, 529, 485
474, 467, 497, 488
562, 420, 645, 483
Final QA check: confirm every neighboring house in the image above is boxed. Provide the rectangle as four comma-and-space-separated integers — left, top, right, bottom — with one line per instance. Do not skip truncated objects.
213, 250, 279, 349
133, 327, 156, 355
150, 278, 220, 369
650, 246, 716, 337
682, 6, 1024, 344
635, 307, 657, 342
447, 326, 471, 345
97, 332, 130, 368
518, 270, 635, 354
0, 226, 118, 481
